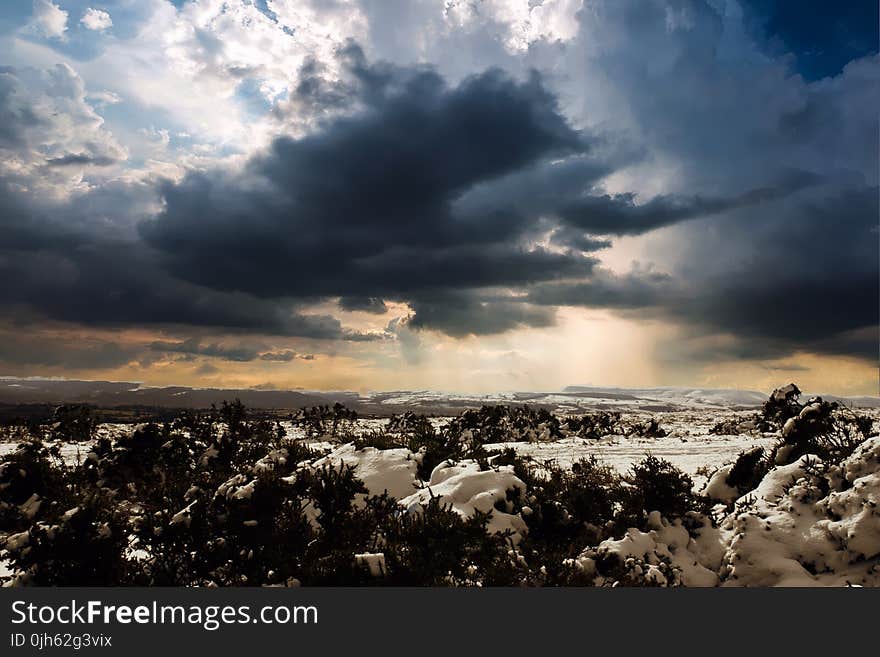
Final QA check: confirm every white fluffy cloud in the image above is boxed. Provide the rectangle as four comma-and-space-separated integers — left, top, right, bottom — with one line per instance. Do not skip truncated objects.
444, 0, 583, 52
0, 63, 128, 195
81, 8, 113, 31
29, 0, 69, 40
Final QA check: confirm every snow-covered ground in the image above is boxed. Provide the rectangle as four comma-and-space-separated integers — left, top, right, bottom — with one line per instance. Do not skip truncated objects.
4, 407, 876, 485
483, 433, 776, 488
367, 386, 879, 414
3, 401, 879, 587
0, 411, 778, 479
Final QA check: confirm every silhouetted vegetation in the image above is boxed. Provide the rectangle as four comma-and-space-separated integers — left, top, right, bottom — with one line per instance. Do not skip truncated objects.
1, 387, 874, 586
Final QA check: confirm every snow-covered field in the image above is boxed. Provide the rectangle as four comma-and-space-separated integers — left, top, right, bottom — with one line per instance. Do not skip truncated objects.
0, 411, 778, 483
483, 433, 776, 488
3, 401, 878, 587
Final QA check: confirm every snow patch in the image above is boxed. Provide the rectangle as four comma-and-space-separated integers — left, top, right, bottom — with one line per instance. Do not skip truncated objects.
400, 460, 527, 543
309, 443, 419, 500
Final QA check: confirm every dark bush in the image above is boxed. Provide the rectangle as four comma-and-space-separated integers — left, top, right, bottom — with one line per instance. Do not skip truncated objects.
564, 412, 622, 439
618, 456, 707, 528
630, 418, 667, 438
770, 397, 873, 466
51, 404, 97, 443
761, 383, 802, 427
3, 491, 129, 586
292, 403, 358, 439
445, 405, 562, 444
0, 401, 733, 587
725, 446, 769, 494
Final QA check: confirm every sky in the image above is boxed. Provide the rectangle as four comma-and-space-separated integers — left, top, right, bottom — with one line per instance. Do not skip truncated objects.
0, 0, 877, 395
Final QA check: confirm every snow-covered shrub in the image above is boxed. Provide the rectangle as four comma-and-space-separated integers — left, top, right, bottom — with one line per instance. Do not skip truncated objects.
628, 417, 667, 438
3, 494, 129, 586
710, 416, 765, 435
386, 412, 435, 438
2, 395, 877, 587
570, 511, 721, 587
719, 437, 880, 586
353, 430, 407, 451
706, 386, 875, 508
563, 411, 622, 439
377, 495, 521, 586
496, 452, 622, 584
411, 419, 485, 480
761, 383, 803, 427
308, 443, 419, 500
725, 446, 768, 491
0, 439, 67, 532
771, 397, 872, 466
445, 405, 562, 444
617, 456, 709, 529
400, 460, 528, 542
704, 447, 770, 504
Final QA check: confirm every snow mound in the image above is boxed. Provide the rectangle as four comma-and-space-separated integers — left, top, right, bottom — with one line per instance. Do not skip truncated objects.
721, 437, 880, 586
704, 465, 739, 503
572, 511, 721, 587
567, 437, 880, 587
309, 443, 419, 500
400, 460, 528, 543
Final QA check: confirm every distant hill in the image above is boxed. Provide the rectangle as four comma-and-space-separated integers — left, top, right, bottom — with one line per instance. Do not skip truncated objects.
0, 377, 877, 417
0, 378, 360, 413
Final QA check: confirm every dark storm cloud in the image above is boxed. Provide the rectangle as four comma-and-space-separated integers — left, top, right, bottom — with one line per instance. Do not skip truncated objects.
0, 182, 377, 341
149, 338, 263, 362
0, 238, 361, 339
143, 51, 806, 338
282, 56, 355, 115
451, 152, 821, 239
148, 339, 315, 363
672, 184, 879, 360
405, 291, 557, 338
140, 58, 609, 336
547, 227, 611, 254
528, 268, 673, 310
338, 296, 388, 314
527, 183, 879, 362
0, 329, 141, 370
260, 350, 315, 362
552, 171, 821, 236
142, 62, 589, 299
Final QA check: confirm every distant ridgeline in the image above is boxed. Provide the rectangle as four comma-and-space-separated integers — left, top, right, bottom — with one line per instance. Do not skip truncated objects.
0, 378, 877, 420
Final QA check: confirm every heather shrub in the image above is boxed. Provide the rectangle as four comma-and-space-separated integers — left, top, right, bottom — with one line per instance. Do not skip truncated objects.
292, 402, 358, 439
0, 400, 779, 587
445, 405, 562, 443
3, 491, 129, 586
0, 439, 68, 532
725, 446, 769, 493
765, 391, 874, 466
617, 455, 708, 529
50, 404, 97, 443
564, 412, 622, 439
629, 418, 667, 438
